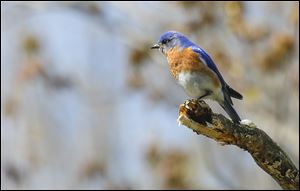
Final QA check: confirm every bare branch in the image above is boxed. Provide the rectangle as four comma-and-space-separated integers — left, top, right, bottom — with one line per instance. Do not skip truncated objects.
178, 99, 299, 190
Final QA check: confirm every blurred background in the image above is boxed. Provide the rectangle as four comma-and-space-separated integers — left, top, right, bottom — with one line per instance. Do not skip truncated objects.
1, 1, 299, 189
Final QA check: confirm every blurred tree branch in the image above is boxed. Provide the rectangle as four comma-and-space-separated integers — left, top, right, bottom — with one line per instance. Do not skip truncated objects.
178, 100, 299, 190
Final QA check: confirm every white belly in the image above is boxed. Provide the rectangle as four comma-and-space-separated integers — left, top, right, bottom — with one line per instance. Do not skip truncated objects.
177, 71, 223, 101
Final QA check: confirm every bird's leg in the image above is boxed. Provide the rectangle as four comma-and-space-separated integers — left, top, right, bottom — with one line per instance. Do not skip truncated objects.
197, 90, 212, 101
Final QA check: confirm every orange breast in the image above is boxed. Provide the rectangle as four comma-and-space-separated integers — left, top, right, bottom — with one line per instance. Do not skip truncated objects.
166, 46, 221, 87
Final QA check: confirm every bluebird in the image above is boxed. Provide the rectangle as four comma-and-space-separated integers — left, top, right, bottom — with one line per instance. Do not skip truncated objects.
151, 31, 243, 123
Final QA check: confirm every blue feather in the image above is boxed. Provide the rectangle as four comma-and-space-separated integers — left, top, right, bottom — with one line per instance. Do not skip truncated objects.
191, 46, 226, 87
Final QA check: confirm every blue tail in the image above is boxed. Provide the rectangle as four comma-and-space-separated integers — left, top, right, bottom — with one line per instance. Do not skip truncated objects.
220, 99, 241, 123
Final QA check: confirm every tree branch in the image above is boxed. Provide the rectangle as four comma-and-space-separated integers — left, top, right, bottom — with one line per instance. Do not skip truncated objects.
177, 99, 299, 190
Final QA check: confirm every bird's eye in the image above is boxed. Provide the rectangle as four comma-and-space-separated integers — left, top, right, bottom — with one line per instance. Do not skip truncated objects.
162, 39, 171, 44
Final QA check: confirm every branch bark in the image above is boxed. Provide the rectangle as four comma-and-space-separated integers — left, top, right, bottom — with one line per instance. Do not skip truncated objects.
177, 99, 299, 190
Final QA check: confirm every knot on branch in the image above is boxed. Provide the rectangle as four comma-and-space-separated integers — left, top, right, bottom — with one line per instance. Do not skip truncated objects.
179, 99, 212, 125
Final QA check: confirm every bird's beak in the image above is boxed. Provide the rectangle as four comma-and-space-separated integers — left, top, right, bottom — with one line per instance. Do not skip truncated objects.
151, 43, 160, 49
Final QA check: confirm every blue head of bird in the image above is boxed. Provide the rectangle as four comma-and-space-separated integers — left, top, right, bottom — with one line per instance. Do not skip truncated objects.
151, 31, 194, 55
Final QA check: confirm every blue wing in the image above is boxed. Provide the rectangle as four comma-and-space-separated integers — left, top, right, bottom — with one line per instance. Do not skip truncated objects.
191, 46, 226, 87
192, 45, 243, 99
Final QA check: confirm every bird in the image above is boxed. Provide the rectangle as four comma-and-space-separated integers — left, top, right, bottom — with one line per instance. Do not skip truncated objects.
151, 31, 243, 123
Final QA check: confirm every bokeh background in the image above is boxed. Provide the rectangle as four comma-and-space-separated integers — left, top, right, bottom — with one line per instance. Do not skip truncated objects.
1, 1, 299, 190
